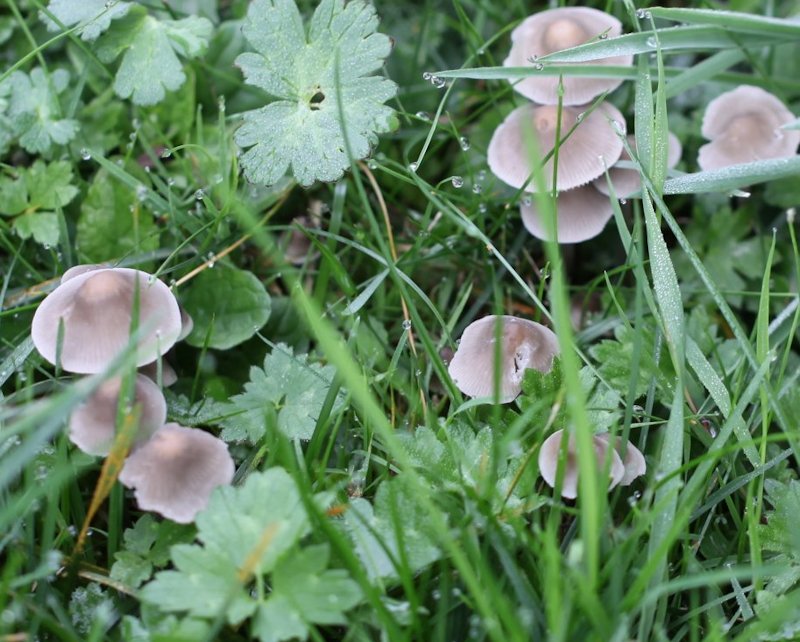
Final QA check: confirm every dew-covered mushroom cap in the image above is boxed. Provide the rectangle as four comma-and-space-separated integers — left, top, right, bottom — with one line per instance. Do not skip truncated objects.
520, 185, 614, 244
68, 374, 167, 456
448, 315, 559, 403
593, 132, 682, 198
504, 7, 634, 105
698, 86, 800, 171
118, 423, 235, 524
31, 267, 182, 374
538, 429, 624, 499
487, 102, 625, 192
595, 433, 646, 485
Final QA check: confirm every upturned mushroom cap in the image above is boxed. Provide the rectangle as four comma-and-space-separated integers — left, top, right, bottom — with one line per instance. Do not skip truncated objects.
31, 267, 182, 374
68, 374, 167, 456
538, 429, 625, 499
698, 86, 800, 171
118, 423, 235, 524
520, 185, 614, 244
595, 433, 646, 485
504, 7, 633, 105
448, 315, 559, 403
593, 132, 682, 197
487, 102, 625, 192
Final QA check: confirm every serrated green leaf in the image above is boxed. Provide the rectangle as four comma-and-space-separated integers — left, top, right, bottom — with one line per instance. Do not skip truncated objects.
253, 597, 307, 642
97, 8, 212, 106
8, 68, 78, 153
181, 265, 271, 350
234, 0, 397, 186
759, 479, 800, 557
41, 0, 131, 41
76, 169, 159, 262
219, 343, 342, 443
343, 477, 440, 582
12, 212, 60, 246
25, 160, 79, 210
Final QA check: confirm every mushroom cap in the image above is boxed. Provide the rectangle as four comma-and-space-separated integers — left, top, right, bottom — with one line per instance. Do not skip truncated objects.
68, 374, 167, 456
31, 267, 182, 374
595, 433, 646, 485
61, 264, 107, 284
538, 429, 625, 499
448, 315, 559, 403
177, 307, 194, 342
698, 86, 800, 171
593, 132, 682, 197
487, 102, 625, 192
283, 215, 321, 266
504, 7, 633, 105
139, 359, 178, 387
520, 185, 614, 244
118, 423, 235, 524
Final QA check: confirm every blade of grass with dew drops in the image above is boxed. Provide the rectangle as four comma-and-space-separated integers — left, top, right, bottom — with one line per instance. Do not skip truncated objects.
664, 157, 800, 195
664, 49, 745, 99
647, 7, 800, 38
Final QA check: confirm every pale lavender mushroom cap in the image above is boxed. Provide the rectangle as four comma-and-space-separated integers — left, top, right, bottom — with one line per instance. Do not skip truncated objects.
448, 315, 559, 403
593, 132, 682, 198
596, 433, 646, 486
698, 86, 800, 171
60, 264, 107, 284
139, 359, 178, 387
118, 423, 235, 524
177, 307, 194, 342
68, 374, 167, 456
31, 267, 182, 374
538, 429, 624, 499
487, 102, 625, 192
504, 7, 633, 105
520, 185, 614, 244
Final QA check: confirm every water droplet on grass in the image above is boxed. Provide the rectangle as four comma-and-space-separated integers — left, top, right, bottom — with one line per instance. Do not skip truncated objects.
451, 176, 464, 188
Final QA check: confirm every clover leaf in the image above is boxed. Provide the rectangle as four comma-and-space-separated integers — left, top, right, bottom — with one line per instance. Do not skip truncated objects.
235, 0, 397, 187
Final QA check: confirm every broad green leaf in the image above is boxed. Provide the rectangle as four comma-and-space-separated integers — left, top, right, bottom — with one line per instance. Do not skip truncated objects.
343, 477, 440, 582
8, 68, 78, 153
96, 8, 212, 106
25, 160, 80, 210
76, 169, 159, 262
41, 0, 131, 41
253, 597, 307, 642
181, 265, 271, 350
759, 479, 800, 557
12, 212, 60, 246
234, 0, 397, 186
141, 469, 310, 620
219, 343, 342, 443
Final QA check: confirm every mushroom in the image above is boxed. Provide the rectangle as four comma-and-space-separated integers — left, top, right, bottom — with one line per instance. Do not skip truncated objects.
68, 374, 167, 456
31, 267, 182, 374
520, 185, 614, 244
504, 7, 633, 105
448, 315, 559, 403
487, 102, 625, 192
282, 215, 321, 266
118, 423, 235, 524
60, 264, 107, 284
538, 429, 625, 499
698, 86, 800, 171
593, 132, 682, 198
138, 359, 178, 387
177, 307, 194, 342
595, 433, 646, 485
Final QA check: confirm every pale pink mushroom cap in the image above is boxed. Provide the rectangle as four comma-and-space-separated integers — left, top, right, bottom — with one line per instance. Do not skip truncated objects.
595, 433, 646, 485
177, 307, 194, 342
448, 315, 559, 403
520, 185, 614, 244
119, 423, 235, 524
504, 7, 633, 105
698, 86, 800, 171
487, 102, 625, 192
538, 429, 624, 499
139, 360, 178, 387
31, 267, 182, 374
60, 264, 107, 284
593, 132, 682, 197
68, 374, 167, 456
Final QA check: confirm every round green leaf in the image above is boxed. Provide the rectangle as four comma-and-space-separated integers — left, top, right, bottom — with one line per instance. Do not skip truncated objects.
180, 265, 270, 349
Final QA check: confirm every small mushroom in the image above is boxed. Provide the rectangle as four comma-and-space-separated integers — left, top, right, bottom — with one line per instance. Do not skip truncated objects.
31, 267, 182, 374
698, 86, 800, 171
282, 215, 322, 266
138, 359, 178, 387
60, 264, 107, 284
593, 132, 682, 198
118, 423, 235, 524
520, 185, 614, 244
68, 374, 167, 456
177, 307, 194, 342
487, 102, 625, 192
538, 429, 624, 499
595, 433, 646, 485
504, 7, 633, 105
448, 315, 559, 403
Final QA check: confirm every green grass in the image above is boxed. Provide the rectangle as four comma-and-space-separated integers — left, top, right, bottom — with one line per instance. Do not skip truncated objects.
3, 0, 800, 641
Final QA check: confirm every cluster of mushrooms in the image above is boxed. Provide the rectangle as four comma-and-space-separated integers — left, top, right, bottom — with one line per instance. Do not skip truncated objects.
31, 265, 234, 524
447, 315, 645, 499
487, 7, 799, 244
